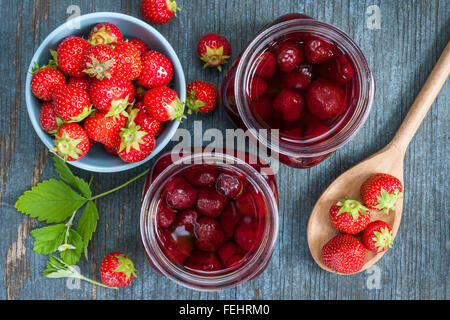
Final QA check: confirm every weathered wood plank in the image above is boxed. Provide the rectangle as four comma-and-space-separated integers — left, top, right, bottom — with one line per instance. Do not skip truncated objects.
0, 0, 448, 300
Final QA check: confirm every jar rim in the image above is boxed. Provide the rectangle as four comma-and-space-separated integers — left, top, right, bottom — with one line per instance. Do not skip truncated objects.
234, 18, 375, 157
140, 151, 279, 291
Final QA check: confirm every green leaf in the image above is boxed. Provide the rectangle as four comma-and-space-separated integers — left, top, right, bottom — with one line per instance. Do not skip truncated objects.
53, 155, 92, 198
43, 256, 71, 277
76, 201, 99, 259
59, 229, 83, 266
31, 224, 66, 254
15, 179, 87, 223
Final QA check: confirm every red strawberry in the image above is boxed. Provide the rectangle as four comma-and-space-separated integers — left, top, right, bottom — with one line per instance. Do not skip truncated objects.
195, 188, 229, 218
360, 173, 403, 214
82, 44, 119, 80
83, 112, 126, 147
134, 81, 149, 101
183, 164, 218, 187
53, 123, 90, 161
40, 101, 62, 134
138, 51, 173, 88
304, 36, 335, 63
100, 252, 136, 288
159, 228, 194, 264
304, 122, 329, 139
140, 0, 181, 25
318, 54, 354, 85
89, 77, 135, 115
247, 77, 268, 101
276, 41, 303, 73
143, 86, 185, 122
272, 88, 304, 122
224, 254, 248, 269
30, 67, 66, 101
362, 220, 394, 253
321, 234, 366, 274
52, 84, 92, 122
184, 251, 222, 272
217, 242, 239, 265
329, 198, 371, 234
157, 201, 177, 228
128, 38, 149, 56
194, 217, 226, 251
306, 79, 346, 120
216, 172, 244, 199
56, 36, 91, 77
250, 95, 272, 121
234, 217, 264, 252
88, 23, 123, 46
132, 103, 164, 136
104, 142, 118, 155
186, 80, 218, 114
163, 176, 198, 210
173, 208, 199, 235
253, 51, 277, 79
220, 202, 241, 238
114, 42, 143, 81
197, 33, 231, 71
282, 65, 312, 90
116, 124, 156, 163
68, 76, 92, 91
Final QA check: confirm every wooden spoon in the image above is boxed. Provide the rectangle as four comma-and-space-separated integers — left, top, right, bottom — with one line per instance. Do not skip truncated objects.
307, 42, 450, 274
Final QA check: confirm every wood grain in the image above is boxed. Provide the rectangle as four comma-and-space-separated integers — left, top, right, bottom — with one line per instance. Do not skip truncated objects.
0, 0, 448, 300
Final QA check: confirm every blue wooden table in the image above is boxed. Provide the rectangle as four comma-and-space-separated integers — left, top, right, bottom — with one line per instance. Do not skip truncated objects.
0, 0, 448, 300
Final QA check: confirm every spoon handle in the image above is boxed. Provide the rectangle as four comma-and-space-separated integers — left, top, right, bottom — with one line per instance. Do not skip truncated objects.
390, 42, 450, 154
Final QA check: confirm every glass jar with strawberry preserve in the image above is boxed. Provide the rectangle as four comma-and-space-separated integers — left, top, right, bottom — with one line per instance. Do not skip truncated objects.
140, 149, 279, 291
221, 13, 375, 168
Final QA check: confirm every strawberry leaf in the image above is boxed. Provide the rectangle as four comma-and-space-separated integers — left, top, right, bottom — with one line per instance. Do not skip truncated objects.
76, 201, 99, 260
53, 155, 92, 198
59, 229, 84, 266
15, 179, 87, 223
31, 224, 66, 255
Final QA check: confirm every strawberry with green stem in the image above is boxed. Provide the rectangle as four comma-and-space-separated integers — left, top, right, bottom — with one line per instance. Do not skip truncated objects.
140, 0, 181, 25
100, 252, 136, 287
186, 80, 218, 114
116, 124, 156, 163
56, 36, 91, 77
362, 220, 394, 253
88, 23, 123, 46
83, 112, 126, 147
82, 44, 119, 80
143, 86, 185, 122
360, 173, 403, 214
197, 33, 231, 71
329, 198, 371, 234
53, 123, 90, 162
52, 84, 92, 123
30, 51, 66, 101
89, 77, 135, 115
40, 101, 64, 134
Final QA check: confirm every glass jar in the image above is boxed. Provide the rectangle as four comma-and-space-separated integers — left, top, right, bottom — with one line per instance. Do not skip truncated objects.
220, 13, 375, 168
140, 149, 279, 291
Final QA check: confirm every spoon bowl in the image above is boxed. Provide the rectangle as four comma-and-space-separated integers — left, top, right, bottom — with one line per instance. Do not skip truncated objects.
307, 42, 450, 274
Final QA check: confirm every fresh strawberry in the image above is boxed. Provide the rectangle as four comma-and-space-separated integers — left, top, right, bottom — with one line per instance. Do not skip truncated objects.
138, 50, 173, 88
100, 252, 136, 288
140, 0, 181, 25
114, 42, 143, 81
306, 78, 346, 119
68, 76, 93, 91
104, 141, 118, 155
362, 220, 393, 253
53, 123, 90, 161
282, 65, 312, 90
128, 38, 149, 56
272, 88, 304, 122
247, 77, 268, 101
329, 198, 371, 234
253, 51, 277, 79
132, 102, 164, 136
83, 112, 126, 146
276, 41, 303, 73
186, 80, 218, 114
184, 251, 222, 272
318, 54, 354, 85
134, 81, 149, 101
89, 77, 135, 115
360, 173, 403, 214
116, 124, 156, 163
40, 101, 63, 134
197, 33, 231, 71
52, 84, 92, 122
30, 67, 66, 101
56, 36, 91, 77
304, 36, 335, 63
143, 86, 185, 122
82, 44, 119, 80
321, 234, 366, 274
88, 23, 123, 46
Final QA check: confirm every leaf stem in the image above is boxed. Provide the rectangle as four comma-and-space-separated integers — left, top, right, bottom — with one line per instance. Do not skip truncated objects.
77, 275, 117, 289
88, 169, 149, 201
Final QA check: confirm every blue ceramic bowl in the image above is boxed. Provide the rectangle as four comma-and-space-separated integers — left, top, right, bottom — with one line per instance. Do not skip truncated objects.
25, 12, 186, 173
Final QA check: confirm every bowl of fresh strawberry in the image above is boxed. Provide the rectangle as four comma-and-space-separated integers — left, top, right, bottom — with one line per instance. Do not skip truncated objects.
25, 12, 186, 172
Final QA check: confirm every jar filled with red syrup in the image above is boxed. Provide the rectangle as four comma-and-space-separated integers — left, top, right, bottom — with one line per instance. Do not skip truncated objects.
221, 13, 375, 168
140, 149, 279, 291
